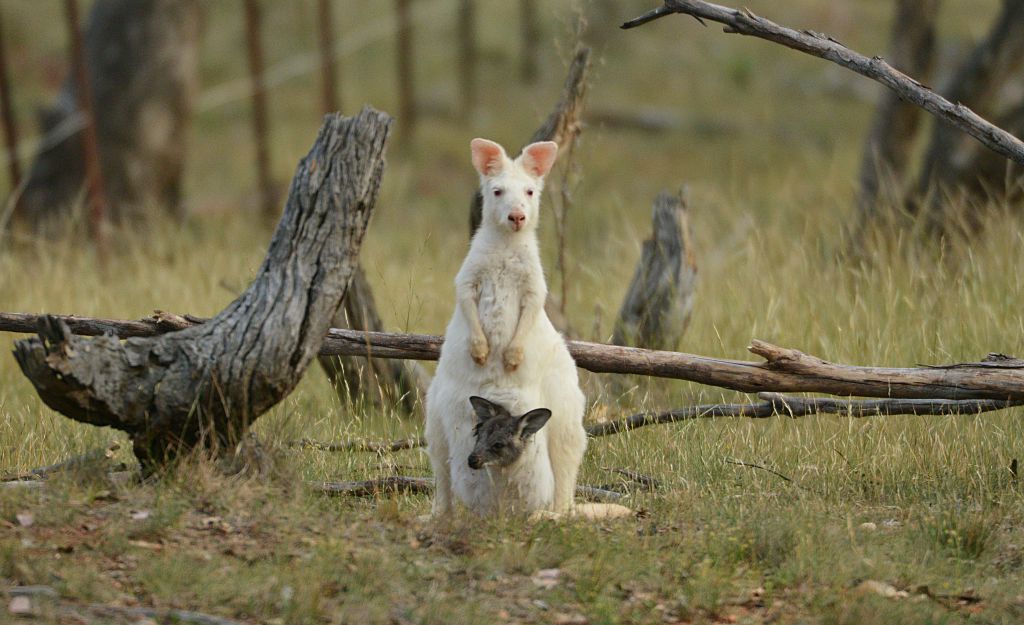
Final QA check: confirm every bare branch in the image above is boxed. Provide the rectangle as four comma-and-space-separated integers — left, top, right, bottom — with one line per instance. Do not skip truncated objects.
287, 392, 1019, 454
622, 0, 1024, 166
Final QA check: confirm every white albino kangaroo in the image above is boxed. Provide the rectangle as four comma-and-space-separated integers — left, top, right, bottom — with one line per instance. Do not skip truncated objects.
425, 138, 587, 517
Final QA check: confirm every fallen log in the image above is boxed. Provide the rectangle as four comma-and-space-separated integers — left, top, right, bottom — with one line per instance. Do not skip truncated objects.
9, 108, 392, 471
621, 0, 1024, 167
5, 311, 1024, 401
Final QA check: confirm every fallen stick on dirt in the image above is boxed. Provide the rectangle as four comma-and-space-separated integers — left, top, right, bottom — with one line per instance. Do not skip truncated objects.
4, 311, 1024, 400
310, 478, 624, 502
724, 457, 819, 493
621, 0, 1024, 166
7, 586, 247, 625
1, 442, 121, 482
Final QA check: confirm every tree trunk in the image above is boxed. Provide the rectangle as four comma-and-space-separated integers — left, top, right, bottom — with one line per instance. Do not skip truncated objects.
855, 0, 940, 226
12, 108, 392, 471
318, 264, 429, 413
953, 99, 1024, 207
15, 0, 201, 229
913, 0, 1024, 229
612, 190, 697, 352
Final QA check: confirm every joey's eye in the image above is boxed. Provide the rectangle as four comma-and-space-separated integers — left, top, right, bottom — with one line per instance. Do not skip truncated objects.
491, 442, 505, 451
493, 188, 503, 197
526, 189, 534, 197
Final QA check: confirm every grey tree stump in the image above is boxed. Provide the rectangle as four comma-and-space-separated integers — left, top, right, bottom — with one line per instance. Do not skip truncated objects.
16, 0, 201, 228
13, 108, 393, 471
612, 190, 697, 352
319, 265, 429, 414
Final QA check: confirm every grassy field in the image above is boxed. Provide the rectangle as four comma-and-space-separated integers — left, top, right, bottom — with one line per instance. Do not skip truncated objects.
2, 1, 1024, 623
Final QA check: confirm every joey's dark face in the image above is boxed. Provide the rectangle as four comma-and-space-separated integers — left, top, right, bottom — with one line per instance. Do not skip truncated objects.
466, 396, 552, 470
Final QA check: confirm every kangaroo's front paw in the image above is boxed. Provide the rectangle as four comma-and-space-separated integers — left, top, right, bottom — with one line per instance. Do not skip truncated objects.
503, 344, 524, 372
470, 335, 490, 365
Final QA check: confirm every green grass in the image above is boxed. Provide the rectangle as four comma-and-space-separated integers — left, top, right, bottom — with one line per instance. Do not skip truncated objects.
2, 1, 1024, 623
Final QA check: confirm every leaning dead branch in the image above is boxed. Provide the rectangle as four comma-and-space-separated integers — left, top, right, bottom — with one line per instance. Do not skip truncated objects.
469, 45, 591, 233
9, 108, 391, 471
6, 312, 1024, 400
621, 0, 1024, 166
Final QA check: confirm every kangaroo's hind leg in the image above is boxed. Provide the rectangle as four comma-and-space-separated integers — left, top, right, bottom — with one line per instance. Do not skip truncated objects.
544, 379, 587, 514
425, 412, 454, 517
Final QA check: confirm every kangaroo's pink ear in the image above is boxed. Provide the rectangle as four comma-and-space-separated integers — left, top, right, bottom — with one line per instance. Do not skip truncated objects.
470, 138, 507, 176
519, 141, 558, 179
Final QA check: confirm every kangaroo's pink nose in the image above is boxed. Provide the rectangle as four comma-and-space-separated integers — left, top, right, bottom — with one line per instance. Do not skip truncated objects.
508, 211, 526, 230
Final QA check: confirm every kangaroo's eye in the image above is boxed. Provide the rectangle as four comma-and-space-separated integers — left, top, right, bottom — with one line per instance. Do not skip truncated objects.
526, 189, 534, 197
493, 188, 503, 197
491, 442, 505, 451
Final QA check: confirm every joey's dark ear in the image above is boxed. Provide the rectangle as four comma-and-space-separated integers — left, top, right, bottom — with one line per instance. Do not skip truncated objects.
518, 408, 552, 439
469, 396, 507, 422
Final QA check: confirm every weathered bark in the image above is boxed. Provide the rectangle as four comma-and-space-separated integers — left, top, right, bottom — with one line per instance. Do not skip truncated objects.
622, 1, 1024, 167
469, 47, 591, 235
612, 190, 697, 351
11, 108, 392, 470
7, 311, 1024, 401
914, 0, 1024, 209
856, 0, 940, 224
318, 264, 429, 413
16, 0, 201, 228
